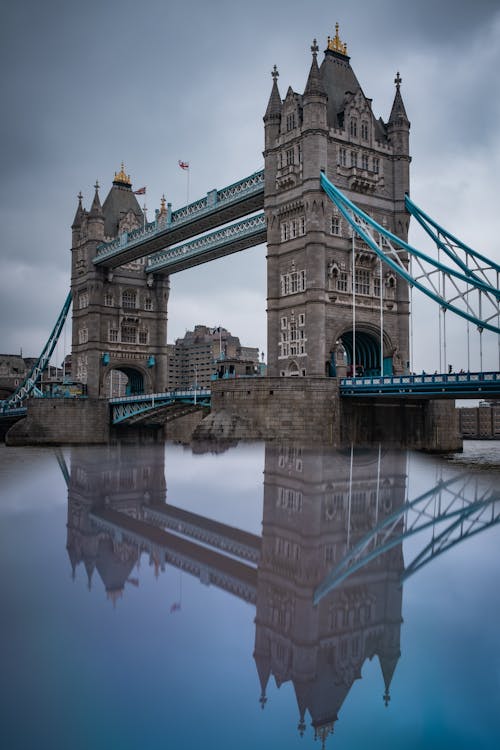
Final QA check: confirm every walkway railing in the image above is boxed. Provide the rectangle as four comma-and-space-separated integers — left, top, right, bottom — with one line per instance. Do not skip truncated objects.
94, 170, 264, 264
111, 389, 211, 424
340, 371, 500, 397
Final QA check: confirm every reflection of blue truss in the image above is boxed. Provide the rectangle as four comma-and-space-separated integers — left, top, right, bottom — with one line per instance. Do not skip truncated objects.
314, 473, 500, 605
320, 172, 500, 334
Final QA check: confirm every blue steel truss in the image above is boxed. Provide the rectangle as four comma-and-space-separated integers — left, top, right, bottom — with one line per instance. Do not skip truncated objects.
111, 389, 211, 424
146, 213, 266, 273
314, 472, 500, 604
0, 291, 73, 414
94, 170, 264, 265
340, 370, 500, 398
320, 173, 500, 335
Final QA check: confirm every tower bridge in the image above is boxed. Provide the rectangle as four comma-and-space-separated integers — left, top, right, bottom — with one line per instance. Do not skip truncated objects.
2, 24, 500, 448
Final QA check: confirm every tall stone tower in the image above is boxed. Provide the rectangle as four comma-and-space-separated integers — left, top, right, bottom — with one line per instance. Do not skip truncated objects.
264, 25, 411, 378
71, 165, 169, 398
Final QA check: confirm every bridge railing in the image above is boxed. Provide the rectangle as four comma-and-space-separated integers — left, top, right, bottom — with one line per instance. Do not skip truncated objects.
109, 388, 211, 405
94, 170, 264, 263
340, 371, 500, 395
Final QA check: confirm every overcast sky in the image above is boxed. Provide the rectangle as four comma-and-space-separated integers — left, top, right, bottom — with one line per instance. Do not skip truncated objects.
1, 0, 499, 373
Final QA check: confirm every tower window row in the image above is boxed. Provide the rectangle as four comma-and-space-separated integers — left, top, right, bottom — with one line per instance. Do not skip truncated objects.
108, 325, 149, 345
328, 263, 397, 298
280, 216, 306, 242
349, 117, 370, 142
103, 291, 154, 311
279, 314, 306, 358
338, 148, 379, 173
280, 269, 306, 296
278, 142, 302, 169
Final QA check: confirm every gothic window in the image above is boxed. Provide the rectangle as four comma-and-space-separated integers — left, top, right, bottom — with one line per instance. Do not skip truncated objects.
350, 150, 358, 168
374, 274, 382, 298
297, 143, 302, 163
122, 290, 137, 309
280, 222, 289, 242
299, 313, 305, 326
361, 120, 369, 140
361, 153, 369, 170
373, 157, 379, 173
286, 148, 294, 166
76, 354, 88, 383
109, 328, 118, 343
339, 147, 347, 166
350, 118, 357, 138
281, 317, 287, 330
121, 325, 136, 344
337, 271, 349, 292
286, 112, 296, 131
280, 269, 306, 296
138, 329, 148, 345
291, 219, 298, 239
144, 297, 153, 311
355, 269, 370, 295
78, 327, 88, 344
299, 216, 306, 235
78, 290, 89, 309
331, 216, 341, 235
104, 292, 113, 307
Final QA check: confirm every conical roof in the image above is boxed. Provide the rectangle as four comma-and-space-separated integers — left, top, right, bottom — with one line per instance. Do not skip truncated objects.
264, 65, 282, 120
304, 40, 327, 99
102, 164, 143, 238
71, 192, 84, 229
388, 72, 409, 124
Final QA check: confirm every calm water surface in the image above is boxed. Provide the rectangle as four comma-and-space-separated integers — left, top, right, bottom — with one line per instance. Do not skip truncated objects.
1, 438, 499, 749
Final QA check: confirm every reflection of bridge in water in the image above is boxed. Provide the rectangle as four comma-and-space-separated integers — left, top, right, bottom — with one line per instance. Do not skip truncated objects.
63, 442, 499, 747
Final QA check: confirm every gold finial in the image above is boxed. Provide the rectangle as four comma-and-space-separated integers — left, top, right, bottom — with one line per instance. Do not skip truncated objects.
159, 194, 167, 215
113, 161, 132, 186
327, 22, 348, 55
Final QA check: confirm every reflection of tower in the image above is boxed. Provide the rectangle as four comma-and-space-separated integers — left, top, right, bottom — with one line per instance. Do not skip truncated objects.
254, 444, 405, 745
66, 441, 166, 603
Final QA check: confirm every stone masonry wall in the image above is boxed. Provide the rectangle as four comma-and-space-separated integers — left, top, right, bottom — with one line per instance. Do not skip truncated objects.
6, 399, 110, 445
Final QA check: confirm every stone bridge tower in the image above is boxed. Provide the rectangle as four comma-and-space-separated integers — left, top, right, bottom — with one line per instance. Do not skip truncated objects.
71, 165, 169, 398
264, 25, 411, 378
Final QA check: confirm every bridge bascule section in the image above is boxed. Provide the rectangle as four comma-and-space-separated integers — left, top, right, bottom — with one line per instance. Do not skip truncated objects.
2, 25, 500, 444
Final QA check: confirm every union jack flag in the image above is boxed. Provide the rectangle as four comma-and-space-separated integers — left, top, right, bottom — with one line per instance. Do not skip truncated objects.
178, 160, 189, 170
133, 186, 146, 195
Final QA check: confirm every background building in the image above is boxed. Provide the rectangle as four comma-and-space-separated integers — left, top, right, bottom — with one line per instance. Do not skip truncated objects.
167, 325, 260, 390
458, 400, 500, 439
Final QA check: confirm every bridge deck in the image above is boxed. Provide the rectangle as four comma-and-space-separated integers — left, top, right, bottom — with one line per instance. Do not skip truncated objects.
340, 371, 500, 399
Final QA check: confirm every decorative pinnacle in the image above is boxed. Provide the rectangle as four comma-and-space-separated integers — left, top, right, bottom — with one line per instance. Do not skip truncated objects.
311, 38, 319, 59
395, 71, 402, 89
271, 64, 279, 81
94, 180, 99, 192
77, 191, 83, 202
327, 21, 348, 55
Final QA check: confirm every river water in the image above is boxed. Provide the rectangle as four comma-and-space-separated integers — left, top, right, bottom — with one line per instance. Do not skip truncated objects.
0, 438, 499, 749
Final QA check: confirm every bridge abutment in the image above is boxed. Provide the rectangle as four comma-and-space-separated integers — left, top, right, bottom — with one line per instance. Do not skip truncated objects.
195, 379, 462, 451
6, 399, 110, 445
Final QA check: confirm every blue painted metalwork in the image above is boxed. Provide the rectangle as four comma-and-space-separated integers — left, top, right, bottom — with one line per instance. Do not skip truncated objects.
0, 291, 73, 414
320, 173, 500, 334
405, 193, 500, 276
145, 213, 266, 273
314, 472, 500, 604
111, 389, 211, 424
339, 370, 500, 397
94, 170, 264, 264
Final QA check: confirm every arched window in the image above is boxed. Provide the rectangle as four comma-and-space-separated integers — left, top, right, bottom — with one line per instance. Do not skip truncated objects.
350, 118, 357, 138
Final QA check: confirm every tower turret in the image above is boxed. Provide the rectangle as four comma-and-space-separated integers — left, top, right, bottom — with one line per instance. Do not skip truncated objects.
71, 191, 84, 247
387, 72, 411, 239
87, 181, 105, 242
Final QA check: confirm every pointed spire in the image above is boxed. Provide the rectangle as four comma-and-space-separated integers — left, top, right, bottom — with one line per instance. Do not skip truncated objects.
264, 65, 282, 120
304, 39, 327, 98
71, 191, 84, 229
388, 71, 409, 124
89, 180, 103, 217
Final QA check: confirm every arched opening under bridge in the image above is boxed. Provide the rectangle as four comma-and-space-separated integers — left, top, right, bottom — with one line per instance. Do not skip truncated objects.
328, 331, 392, 377
103, 367, 145, 397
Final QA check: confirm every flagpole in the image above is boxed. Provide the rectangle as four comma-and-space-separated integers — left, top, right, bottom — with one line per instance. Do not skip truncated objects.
187, 166, 190, 204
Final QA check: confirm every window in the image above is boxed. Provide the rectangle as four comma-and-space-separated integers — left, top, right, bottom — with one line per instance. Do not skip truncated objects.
350, 150, 358, 168
109, 328, 118, 343
280, 269, 306, 296
297, 143, 302, 163
350, 118, 357, 138
291, 219, 298, 239
286, 148, 294, 166
78, 290, 89, 309
286, 112, 296, 131
337, 271, 348, 292
298, 313, 305, 326
339, 147, 346, 166
331, 216, 340, 235
281, 317, 287, 330
361, 121, 369, 140
104, 292, 113, 307
144, 297, 153, 311
138, 329, 148, 344
355, 268, 370, 295
280, 222, 289, 242
373, 157, 379, 174
78, 327, 88, 344
374, 275, 381, 298
361, 153, 369, 170
122, 290, 136, 309
121, 325, 136, 343
299, 216, 306, 235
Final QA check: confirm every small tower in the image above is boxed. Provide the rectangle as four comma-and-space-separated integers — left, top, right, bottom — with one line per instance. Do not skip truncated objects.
70, 165, 169, 398
264, 26, 411, 379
